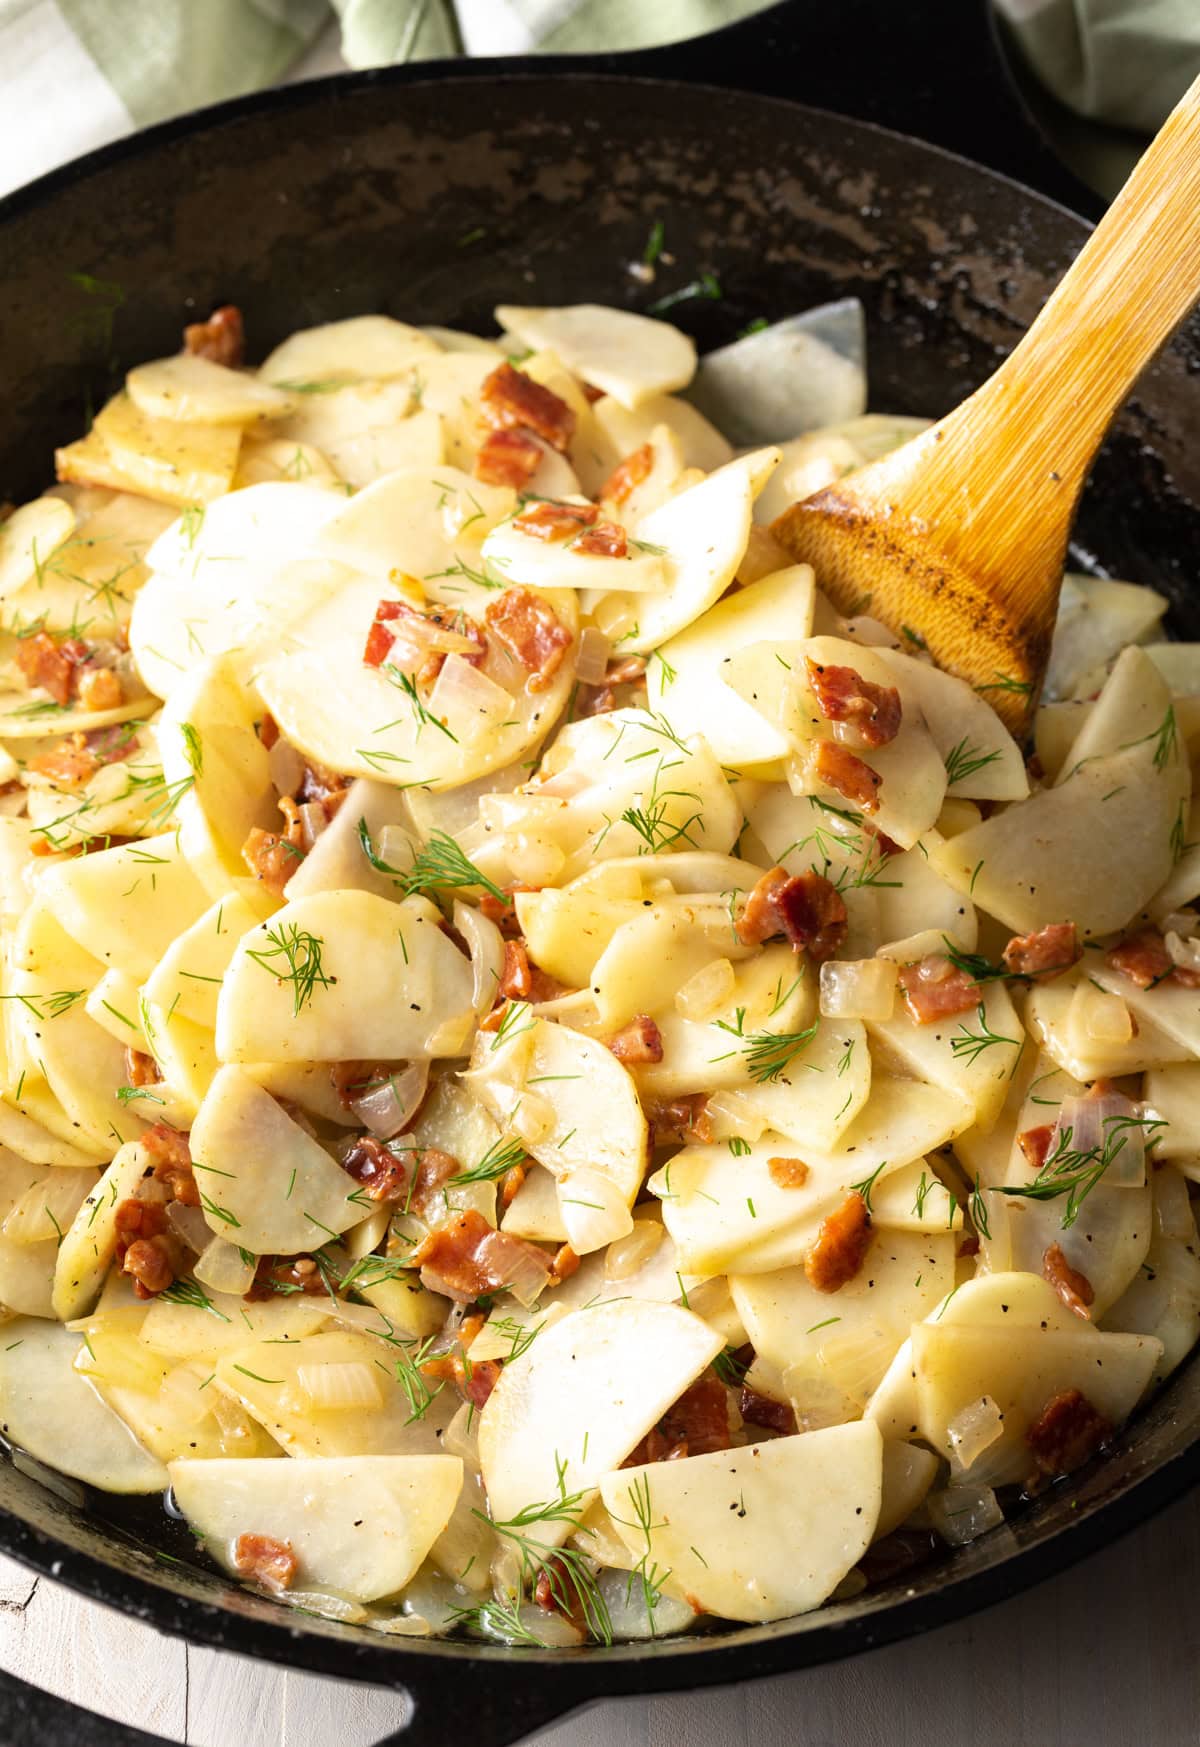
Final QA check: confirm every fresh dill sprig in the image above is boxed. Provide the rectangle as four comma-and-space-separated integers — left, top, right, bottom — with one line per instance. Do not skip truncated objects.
943, 738, 1002, 787
476, 1456, 613, 1645
850, 1158, 888, 1212
450, 1136, 528, 1187
490, 1000, 535, 1051
609, 1470, 672, 1628
178, 720, 203, 777
245, 923, 333, 1016
713, 1010, 819, 1085
0, 988, 86, 1021
712, 1345, 749, 1387
994, 1113, 1166, 1228
949, 1004, 1021, 1065
381, 662, 459, 742
392, 1334, 446, 1424
159, 1276, 231, 1320
646, 271, 722, 318
447, 1593, 545, 1646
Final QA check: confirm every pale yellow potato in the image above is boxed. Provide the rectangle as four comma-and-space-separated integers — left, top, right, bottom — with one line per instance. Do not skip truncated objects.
1054, 645, 1165, 777
753, 415, 930, 525
0, 496, 75, 600
142, 892, 263, 1031
876, 1440, 940, 1540
1047, 574, 1167, 701
478, 1300, 722, 1544
216, 891, 474, 1064
647, 565, 817, 766
258, 315, 443, 385
0, 1153, 95, 1318
740, 1016, 870, 1150
873, 644, 1028, 803
282, 778, 418, 904
38, 831, 209, 983
282, 397, 443, 489
588, 392, 733, 488
189, 1066, 362, 1254
868, 1159, 962, 1233
866, 977, 1023, 1134
138, 1293, 331, 1360
1144, 1063, 1200, 1156
140, 1001, 219, 1123
1102, 1169, 1200, 1385
495, 304, 696, 408
589, 900, 756, 1028
601, 1423, 882, 1623
0, 1318, 165, 1492
233, 436, 342, 490
1026, 968, 1184, 1081
482, 512, 669, 594
127, 354, 296, 425
91, 393, 241, 506
500, 1161, 568, 1242
170, 1454, 463, 1603
310, 465, 514, 591
873, 844, 980, 951
52, 1141, 151, 1321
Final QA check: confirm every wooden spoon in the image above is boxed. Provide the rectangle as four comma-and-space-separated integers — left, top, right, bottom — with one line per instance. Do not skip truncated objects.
770, 73, 1200, 734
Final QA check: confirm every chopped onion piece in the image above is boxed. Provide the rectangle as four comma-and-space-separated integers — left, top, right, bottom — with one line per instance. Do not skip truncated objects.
819, 957, 897, 1021
194, 1237, 257, 1296
428, 655, 514, 745
349, 1062, 429, 1139
2, 1175, 89, 1246
159, 1361, 215, 1428
504, 835, 566, 888
675, 957, 736, 1021
479, 789, 573, 839
1051, 1089, 1146, 1189
444, 1400, 482, 1470
928, 1482, 1004, 1546
575, 626, 613, 686
1166, 930, 1200, 975
425, 1008, 477, 1056
558, 1167, 634, 1256
297, 800, 328, 850
284, 1591, 371, 1625
510, 1091, 556, 1146
782, 1359, 859, 1432
1160, 909, 1199, 939
946, 1393, 1004, 1474
454, 899, 506, 1016
1069, 981, 1133, 1044
165, 1200, 212, 1255
604, 1217, 664, 1281
703, 1089, 767, 1144
597, 1566, 696, 1641
817, 1325, 898, 1405
267, 735, 305, 799
292, 1361, 384, 1411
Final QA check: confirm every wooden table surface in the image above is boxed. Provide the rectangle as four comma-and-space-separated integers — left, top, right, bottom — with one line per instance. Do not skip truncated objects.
0, 1482, 1196, 1747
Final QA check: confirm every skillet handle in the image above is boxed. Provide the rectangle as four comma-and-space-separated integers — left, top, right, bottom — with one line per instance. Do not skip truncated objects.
363, 1672, 586, 1747
600, 0, 1103, 218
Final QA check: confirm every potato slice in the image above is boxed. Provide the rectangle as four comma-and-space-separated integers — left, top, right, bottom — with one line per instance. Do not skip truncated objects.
495, 304, 696, 408
601, 1422, 882, 1622
217, 891, 473, 1064
588, 393, 733, 488
876, 1440, 940, 1540
91, 393, 241, 506
591, 451, 775, 654
257, 573, 576, 791
52, 1141, 152, 1321
1046, 574, 1167, 701
170, 1453, 463, 1602
740, 1017, 870, 1150
0, 1318, 165, 1492
138, 1292, 331, 1359
311, 465, 513, 587
0, 497, 75, 600
481, 511, 667, 595
277, 396, 443, 489
189, 1066, 361, 1253
282, 778, 417, 904
868, 1159, 962, 1233
38, 831, 210, 983
589, 900, 756, 1028
233, 437, 342, 491
479, 1299, 722, 1543
259, 315, 443, 386
1144, 1063, 1200, 1157
127, 355, 296, 425
866, 976, 1022, 1134
648, 566, 816, 766
873, 645, 1028, 803
142, 892, 262, 1031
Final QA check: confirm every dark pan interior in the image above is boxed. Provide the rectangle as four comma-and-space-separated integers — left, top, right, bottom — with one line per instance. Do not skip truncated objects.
1, 63, 1199, 1742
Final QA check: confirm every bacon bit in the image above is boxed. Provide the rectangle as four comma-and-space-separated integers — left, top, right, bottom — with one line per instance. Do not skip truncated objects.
602, 444, 654, 507
341, 1134, 413, 1204
295, 760, 354, 818
329, 1060, 379, 1108
511, 500, 598, 542
573, 520, 628, 559
1003, 922, 1080, 980
26, 736, 100, 790
124, 1048, 160, 1089
606, 656, 647, 686
480, 362, 575, 453
664, 1369, 733, 1456
739, 1386, 797, 1435
645, 1094, 712, 1147
412, 1209, 555, 1302
460, 1356, 502, 1409
474, 428, 543, 488
114, 1199, 182, 1299
549, 1243, 581, 1286
246, 1254, 330, 1300
1018, 1124, 1055, 1171
898, 955, 980, 1024
498, 1161, 527, 1211
360, 599, 486, 687
233, 1532, 298, 1593
737, 865, 848, 960
183, 305, 245, 368
1043, 1242, 1095, 1321
1106, 927, 1179, 989
607, 1015, 664, 1064
114, 1198, 169, 1251
805, 1192, 872, 1293
957, 1234, 981, 1258
805, 658, 902, 750
479, 886, 532, 939
76, 665, 124, 711
811, 740, 882, 814
241, 826, 304, 897
623, 1428, 689, 1467
499, 939, 534, 1000
485, 586, 573, 693
122, 1237, 176, 1297
141, 1123, 192, 1173
533, 1555, 585, 1629
258, 713, 281, 750
1026, 1387, 1113, 1481
15, 631, 89, 706
768, 1156, 810, 1189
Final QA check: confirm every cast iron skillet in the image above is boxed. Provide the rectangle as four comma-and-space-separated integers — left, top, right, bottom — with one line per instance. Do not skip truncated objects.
1, 1, 1199, 1741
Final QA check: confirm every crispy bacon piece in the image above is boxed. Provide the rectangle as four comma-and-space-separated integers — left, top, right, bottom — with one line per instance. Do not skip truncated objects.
511, 500, 598, 542
480, 362, 575, 453
362, 601, 404, 669
141, 1123, 192, 1173
576, 653, 648, 718
499, 939, 534, 1000
1026, 1387, 1112, 1481
183, 304, 245, 368
361, 598, 486, 685
533, 1555, 586, 1629
246, 1254, 330, 1300
739, 1386, 797, 1435
768, 1156, 810, 1189
1043, 1242, 1094, 1321
114, 1200, 182, 1299
242, 825, 304, 898
1106, 927, 1177, 990
258, 712, 281, 750
498, 1162, 527, 1210
124, 1047, 160, 1089
295, 760, 354, 818
485, 586, 572, 693
1003, 922, 1080, 981
805, 1192, 872, 1293
957, 1234, 981, 1258
341, 1134, 413, 1204
479, 887, 529, 938
811, 740, 882, 814
624, 1369, 732, 1467
645, 1094, 712, 1147
1017, 1124, 1055, 1171
898, 955, 980, 1024
15, 631, 88, 706
474, 428, 543, 488
232, 1533, 298, 1593
602, 444, 654, 507
122, 1238, 176, 1297
574, 520, 628, 559
411, 1208, 555, 1301
607, 1015, 664, 1064
737, 865, 848, 961
114, 1198, 169, 1251
76, 665, 123, 711
549, 1242, 581, 1286
26, 737, 100, 790
805, 658, 902, 749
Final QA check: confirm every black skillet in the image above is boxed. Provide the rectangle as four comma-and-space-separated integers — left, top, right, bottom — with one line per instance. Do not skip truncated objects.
1, 1, 1199, 1741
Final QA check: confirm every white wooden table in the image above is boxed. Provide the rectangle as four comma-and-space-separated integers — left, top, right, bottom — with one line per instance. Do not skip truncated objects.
0, 1482, 1196, 1746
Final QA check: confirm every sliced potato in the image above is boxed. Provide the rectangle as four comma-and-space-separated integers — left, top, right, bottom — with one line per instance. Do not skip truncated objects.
259, 315, 443, 386
601, 1422, 882, 1622
127, 355, 296, 425
1046, 574, 1167, 701
38, 831, 210, 982
142, 892, 263, 1030
866, 977, 1023, 1134
52, 1141, 152, 1321
496, 304, 696, 408
0, 497, 75, 601
740, 1017, 870, 1150
479, 1299, 722, 1543
92, 393, 241, 506
873, 645, 1028, 803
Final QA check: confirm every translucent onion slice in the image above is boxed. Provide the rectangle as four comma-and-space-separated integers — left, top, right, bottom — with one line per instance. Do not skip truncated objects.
945, 1394, 1004, 1474
1052, 1089, 1146, 1188
675, 958, 736, 1021
165, 1202, 213, 1255
194, 1237, 257, 1297
558, 1167, 635, 1256
928, 1483, 1004, 1546
427, 655, 515, 746
349, 1062, 429, 1140
454, 899, 506, 1017
819, 958, 898, 1022
293, 1361, 385, 1412
575, 626, 612, 685
604, 1218, 664, 1282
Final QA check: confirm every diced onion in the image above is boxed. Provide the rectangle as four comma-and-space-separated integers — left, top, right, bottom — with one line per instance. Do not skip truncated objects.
284, 1591, 370, 1624
349, 1061, 429, 1139
819, 957, 897, 1021
675, 957, 736, 1020
267, 735, 305, 799
428, 655, 514, 745
165, 1200, 213, 1255
1159, 909, 1199, 939
1154, 1166, 1195, 1241
426, 1008, 477, 1056
782, 1359, 859, 1432
194, 1236, 257, 1295
945, 1394, 1004, 1473
2, 1176, 88, 1246
604, 1218, 665, 1281
510, 1091, 556, 1146
504, 834, 566, 887
211, 1390, 264, 1453
293, 1361, 384, 1411
575, 626, 612, 686
1070, 982, 1133, 1044
454, 899, 506, 1016
160, 1361, 216, 1428
928, 1482, 1004, 1546
558, 1168, 634, 1256
297, 800, 328, 850
444, 1400, 482, 1470
597, 1567, 695, 1641
1052, 1088, 1145, 1189
533, 767, 590, 802
816, 1325, 897, 1404
1166, 930, 1200, 975
703, 1089, 767, 1144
